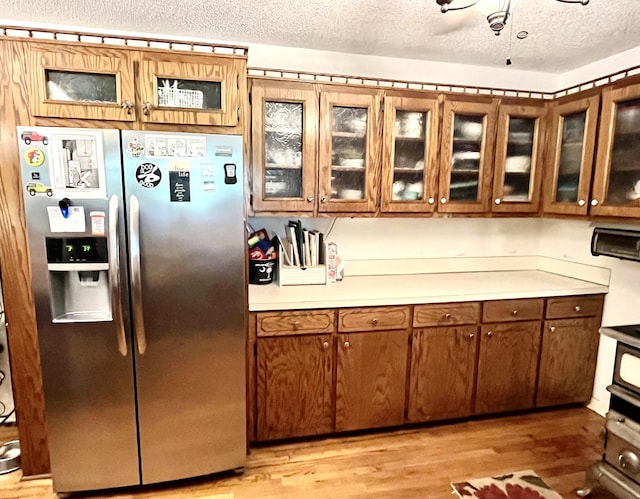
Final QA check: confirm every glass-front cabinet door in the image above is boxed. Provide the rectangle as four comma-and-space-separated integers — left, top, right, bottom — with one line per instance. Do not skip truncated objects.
139, 52, 241, 126
251, 81, 318, 213
543, 94, 599, 216
592, 82, 640, 217
318, 90, 381, 213
439, 98, 498, 213
491, 102, 545, 213
28, 43, 136, 121
381, 94, 440, 213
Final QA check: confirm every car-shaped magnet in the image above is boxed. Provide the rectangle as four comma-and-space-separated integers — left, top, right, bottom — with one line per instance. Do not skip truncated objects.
21, 131, 49, 145
25, 182, 53, 197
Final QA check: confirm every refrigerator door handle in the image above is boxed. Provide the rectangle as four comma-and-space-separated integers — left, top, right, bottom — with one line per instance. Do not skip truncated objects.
109, 195, 128, 357
129, 195, 147, 355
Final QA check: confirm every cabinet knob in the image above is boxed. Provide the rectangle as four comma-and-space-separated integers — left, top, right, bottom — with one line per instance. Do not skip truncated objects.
343, 341, 350, 348
511, 310, 518, 316
292, 320, 300, 330
574, 305, 581, 312
591, 199, 599, 206
468, 333, 475, 339
440, 197, 447, 204
322, 341, 329, 349
549, 326, 556, 332
142, 101, 153, 116
487, 331, 493, 337
443, 313, 451, 320
307, 195, 314, 202
428, 197, 435, 204
578, 199, 586, 207
121, 100, 133, 114
495, 198, 501, 205
321, 196, 328, 203
371, 318, 378, 326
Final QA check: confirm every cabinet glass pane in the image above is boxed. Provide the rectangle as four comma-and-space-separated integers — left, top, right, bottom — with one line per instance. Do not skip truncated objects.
264, 101, 303, 199
393, 111, 426, 201
450, 114, 483, 201
555, 111, 586, 203
157, 78, 221, 110
503, 117, 535, 202
331, 106, 367, 200
45, 70, 117, 103
606, 99, 640, 205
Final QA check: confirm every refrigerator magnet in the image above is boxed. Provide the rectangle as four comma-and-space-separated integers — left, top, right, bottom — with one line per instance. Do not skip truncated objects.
169, 161, 191, 202
24, 148, 45, 167
136, 163, 162, 188
224, 163, 237, 184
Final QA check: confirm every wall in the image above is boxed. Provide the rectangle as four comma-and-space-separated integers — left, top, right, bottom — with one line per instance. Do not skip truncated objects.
559, 45, 640, 90
538, 218, 640, 415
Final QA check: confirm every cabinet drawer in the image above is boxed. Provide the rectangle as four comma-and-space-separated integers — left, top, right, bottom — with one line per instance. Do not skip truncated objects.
545, 295, 604, 319
482, 298, 544, 322
413, 302, 480, 327
338, 306, 411, 332
257, 310, 336, 336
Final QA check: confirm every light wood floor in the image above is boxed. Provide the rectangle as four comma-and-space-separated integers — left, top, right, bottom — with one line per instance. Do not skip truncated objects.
0, 407, 605, 498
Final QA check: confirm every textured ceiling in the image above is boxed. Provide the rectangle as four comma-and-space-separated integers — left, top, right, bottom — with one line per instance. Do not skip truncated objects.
3, 0, 640, 73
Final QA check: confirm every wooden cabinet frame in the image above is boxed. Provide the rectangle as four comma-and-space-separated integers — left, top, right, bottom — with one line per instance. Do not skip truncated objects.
318, 88, 382, 213
591, 80, 640, 217
381, 93, 441, 213
439, 97, 498, 213
543, 93, 600, 216
250, 80, 318, 213
492, 101, 546, 214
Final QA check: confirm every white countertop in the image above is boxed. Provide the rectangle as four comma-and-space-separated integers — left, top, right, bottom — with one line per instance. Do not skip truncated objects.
248, 270, 609, 311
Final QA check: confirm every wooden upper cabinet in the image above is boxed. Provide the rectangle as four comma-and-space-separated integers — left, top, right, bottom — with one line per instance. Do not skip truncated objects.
250, 80, 318, 213
318, 89, 382, 213
139, 52, 241, 126
591, 80, 640, 217
491, 101, 546, 213
439, 97, 498, 213
543, 93, 599, 216
28, 42, 136, 121
380, 93, 440, 213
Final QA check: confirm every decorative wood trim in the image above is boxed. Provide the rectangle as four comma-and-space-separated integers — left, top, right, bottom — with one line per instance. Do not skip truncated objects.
0, 25, 248, 57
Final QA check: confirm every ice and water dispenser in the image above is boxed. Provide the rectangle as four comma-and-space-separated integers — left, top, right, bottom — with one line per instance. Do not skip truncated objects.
45, 237, 112, 322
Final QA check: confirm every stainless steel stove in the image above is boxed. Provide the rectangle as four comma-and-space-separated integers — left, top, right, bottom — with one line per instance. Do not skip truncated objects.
578, 325, 640, 498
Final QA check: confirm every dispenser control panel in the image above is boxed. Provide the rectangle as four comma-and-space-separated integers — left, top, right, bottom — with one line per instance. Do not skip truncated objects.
46, 237, 108, 264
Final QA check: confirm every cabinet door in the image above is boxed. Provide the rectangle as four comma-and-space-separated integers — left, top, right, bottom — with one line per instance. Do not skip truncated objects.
318, 90, 381, 213
256, 335, 333, 440
439, 98, 498, 213
592, 82, 640, 217
381, 94, 440, 213
28, 43, 136, 121
543, 94, 599, 216
537, 318, 600, 407
335, 330, 408, 432
251, 81, 318, 212
408, 326, 478, 423
492, 102, 546, 213
139, 52, 241, 126
475, 321, 541, 414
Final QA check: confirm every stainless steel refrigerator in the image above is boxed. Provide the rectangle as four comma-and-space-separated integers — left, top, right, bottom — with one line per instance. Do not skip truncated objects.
18, 127, 246, 493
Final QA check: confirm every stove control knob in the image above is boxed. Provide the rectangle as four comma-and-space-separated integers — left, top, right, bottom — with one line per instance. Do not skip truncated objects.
619, 450, 640, 473
617, 416, 626, 423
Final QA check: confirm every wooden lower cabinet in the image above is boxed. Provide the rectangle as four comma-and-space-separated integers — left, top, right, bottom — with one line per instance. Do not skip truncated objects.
335, 330, 408, 432
475, 321, 541, 414
256, 334, 333, 441
408, 326, 478, 423
537, 318, 600, 407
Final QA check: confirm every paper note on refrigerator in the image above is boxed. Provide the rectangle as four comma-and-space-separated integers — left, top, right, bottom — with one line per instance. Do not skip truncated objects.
47, 206, 86, 232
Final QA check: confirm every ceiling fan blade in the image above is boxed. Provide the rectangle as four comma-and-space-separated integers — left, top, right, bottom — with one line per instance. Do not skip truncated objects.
431, 8, 479, 35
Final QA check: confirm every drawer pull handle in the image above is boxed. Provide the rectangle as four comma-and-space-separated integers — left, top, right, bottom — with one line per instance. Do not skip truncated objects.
511, 310, 518, 316
444, 313, 452, 320
487, 331, 493, 338
344, 341, 350, 348
574, 305, 581, 312
371, 318, 378, 326
292, 320, 300, 330
322, 341, 329, 349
